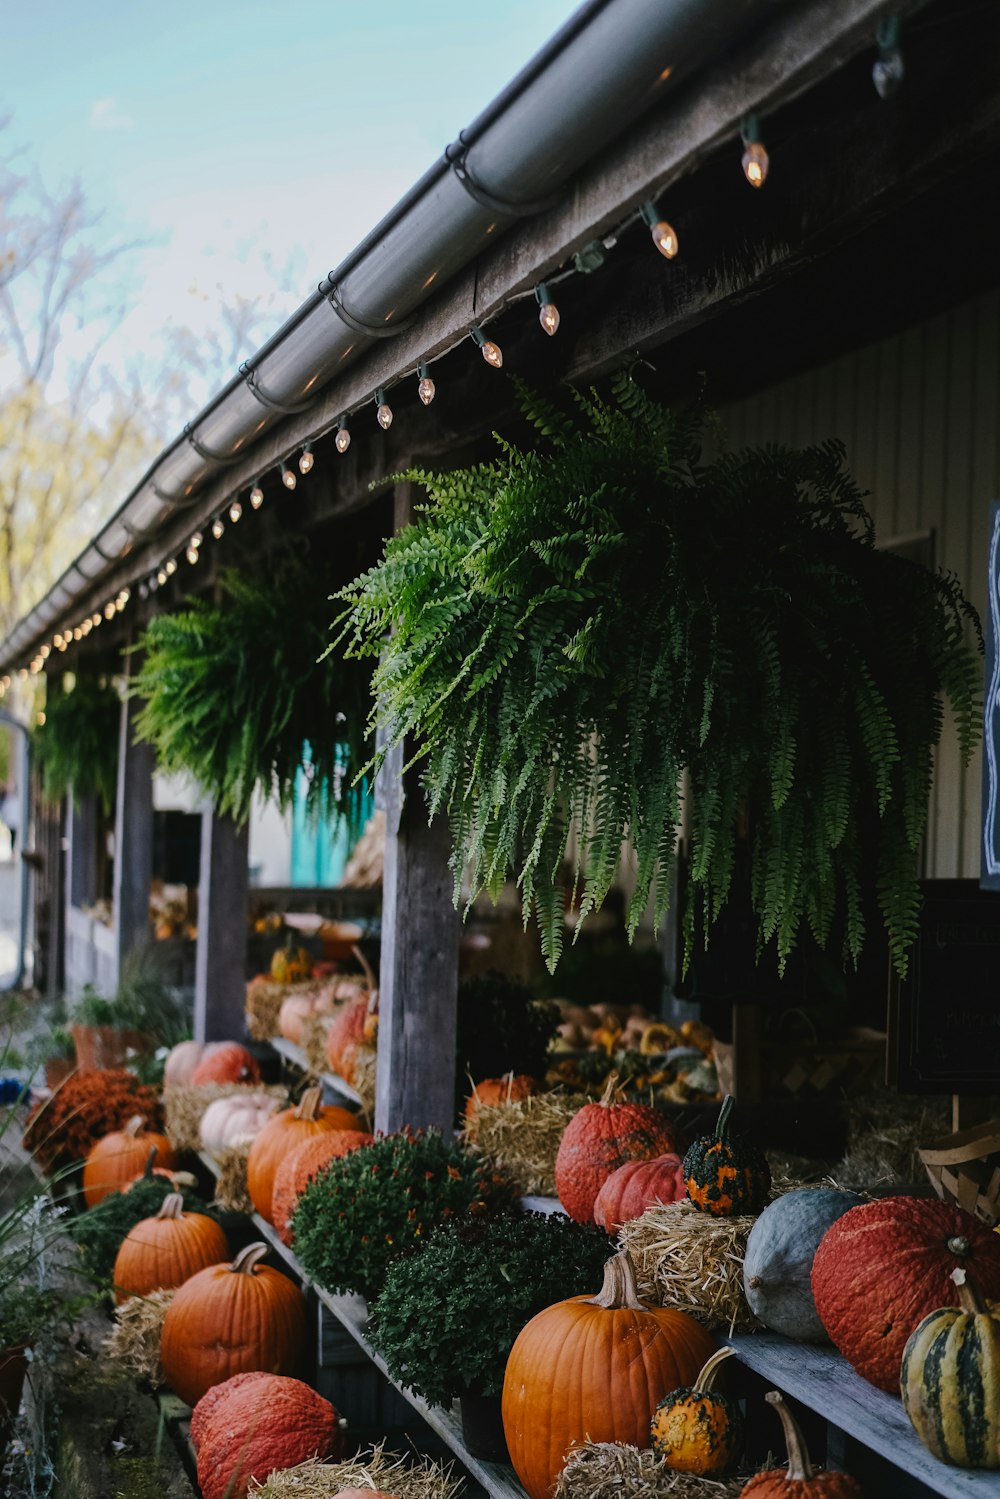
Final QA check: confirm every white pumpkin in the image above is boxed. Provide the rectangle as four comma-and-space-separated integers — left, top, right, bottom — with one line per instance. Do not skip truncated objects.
199, 1092, 282, 1155
743, 1186, 863, 1340
164, 1039, 229, 1088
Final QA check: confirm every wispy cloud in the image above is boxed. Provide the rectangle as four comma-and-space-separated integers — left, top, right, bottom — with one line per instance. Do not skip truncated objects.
89, 97, 133, 131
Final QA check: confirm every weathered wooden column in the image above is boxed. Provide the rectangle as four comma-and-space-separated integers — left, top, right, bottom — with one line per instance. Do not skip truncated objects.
374, 483, 462, 1133
193, 811, 249, 1042
111, 661, 155, 988
66, 790, 99, 913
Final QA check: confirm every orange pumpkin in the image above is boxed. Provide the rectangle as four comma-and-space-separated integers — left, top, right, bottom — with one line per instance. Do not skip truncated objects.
554, 1077, 687, 1223
739, 1391, 863, 1497
113, 1192, 230, 1303
593, 1153, 686, 1231
502, 1249, 717, 1499
464, 1073, 537, 1122
246, 1087, 360, 1222
159, 1242, 307, 1406
82, 1116, 178, 1208
650, 1345, 743, 1474
272, 1129, 375, 1245
277, 994, 316, 1045
190, 1042, 261, 1086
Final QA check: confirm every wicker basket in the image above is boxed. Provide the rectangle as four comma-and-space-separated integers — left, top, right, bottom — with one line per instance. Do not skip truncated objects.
918, 1119, 1000, 1226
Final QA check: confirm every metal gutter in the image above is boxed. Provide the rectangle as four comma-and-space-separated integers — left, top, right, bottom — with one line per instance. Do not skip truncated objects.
1, 0, 777, 673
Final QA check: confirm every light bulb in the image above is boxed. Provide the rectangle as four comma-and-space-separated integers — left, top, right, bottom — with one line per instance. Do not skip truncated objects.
40, 644, 50, 659
741, 141, 768, 187
335, 416, 351, 454
186, 545, 199, 565
650, 220, 679, 258
250, 483, 264, 509
165, 559, 177, 576
156, 571, 167, 587
119, 587, 130, 602
281, 463, 297, 490
377, 401, 393, 429
72, 626, 82, 640
115, 597, 125, 612
538, 301, 560, 335
36, 710, 45, 724
417, 364, 436, 405
212, 517, 225, 540
190, 530, 203, 548
17, 669, 27, 681
53, 635, 63, 649
91, 612, 101, 627
298, 446, 314, 474
229, 499, 243, 523
480, 339, 503, 368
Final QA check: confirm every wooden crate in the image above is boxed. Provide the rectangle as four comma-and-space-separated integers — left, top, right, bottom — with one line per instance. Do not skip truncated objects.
918, 1119, 1000, 1226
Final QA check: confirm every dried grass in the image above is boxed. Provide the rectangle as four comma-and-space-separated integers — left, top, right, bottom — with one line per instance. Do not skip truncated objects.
555, 1443, 747, 1499
104, 1289, 175, 1386
618, 1200, 760, 1334
250, 1442, 462, 1499
164, 1083, 288, 1152
465, 1092, 588, 1196
214, 1143, 253, 1213
352, 1047, 378, 1117
301, 1014, 335, 1076
837, 1093, 951, 1192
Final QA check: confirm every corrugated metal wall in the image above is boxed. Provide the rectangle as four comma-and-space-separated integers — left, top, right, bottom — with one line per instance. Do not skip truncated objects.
721, 289, 1000, 881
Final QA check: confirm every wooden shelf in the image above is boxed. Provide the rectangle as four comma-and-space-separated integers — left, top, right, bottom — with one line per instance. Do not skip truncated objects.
725, 1331, 1000, 1499
194, 1148, 529, 1499
269, 1035, 366, 1110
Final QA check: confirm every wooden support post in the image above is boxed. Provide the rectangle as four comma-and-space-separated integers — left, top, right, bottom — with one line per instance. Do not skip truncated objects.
194, 810, 249, 1042
66, 789, 98, 912
111, 672, 155, 989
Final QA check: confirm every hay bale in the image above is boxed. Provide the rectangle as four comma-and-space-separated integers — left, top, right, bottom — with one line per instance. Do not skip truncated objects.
105, 1289, 175, 1387
466, 1092, 588, 1197
351, 1047, 377, 1117
250, 1442, 461, 1499
246, 977, 323, 1040
618, 1200, 760, 1334
301, 1013, 336, 1076
555, 1443, 747, 1499
836, 1094, 951, 1192
214, 1143, 254, 1213
164, 1082, 288, 1152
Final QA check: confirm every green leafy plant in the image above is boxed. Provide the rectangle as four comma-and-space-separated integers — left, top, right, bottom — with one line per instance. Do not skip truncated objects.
33, 674, 120, 812
336, 377, 982, 976
368, 1211, 611, 1406
292, 1129, 516, 1301
131, 561, 369, 827
455, 971, 559, 1118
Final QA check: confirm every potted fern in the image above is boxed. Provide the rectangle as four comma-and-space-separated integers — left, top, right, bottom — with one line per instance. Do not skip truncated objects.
336, 377, 981, 979
33, 674, 120, 812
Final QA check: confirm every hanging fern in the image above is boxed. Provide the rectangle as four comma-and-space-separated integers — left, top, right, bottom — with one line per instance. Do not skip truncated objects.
132, 562, 369, 828
34, 675, 121, 812
336, 376, 982, 978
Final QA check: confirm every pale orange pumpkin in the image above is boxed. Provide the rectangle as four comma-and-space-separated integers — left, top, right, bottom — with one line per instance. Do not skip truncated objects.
502, 1248, 718, 1499
159, 1242, 307, 1406
113, 1192, 230, 1303
464, 1073, 537, 1122
190, 1042, 260, 1086
82, 1116, 178, 1208
246, 1087, 361, 1222
272, 1129, 375, 1244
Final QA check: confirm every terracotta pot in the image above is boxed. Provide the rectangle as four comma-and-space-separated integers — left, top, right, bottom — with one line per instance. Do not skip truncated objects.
44, 1057, 75, 1090
459, 1390, 510, 1463
0, 1345, 29, 1463
71, 1024, 152, 1072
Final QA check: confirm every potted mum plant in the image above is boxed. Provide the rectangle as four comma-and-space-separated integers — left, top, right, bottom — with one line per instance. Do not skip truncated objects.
368, 1212, 611, 1459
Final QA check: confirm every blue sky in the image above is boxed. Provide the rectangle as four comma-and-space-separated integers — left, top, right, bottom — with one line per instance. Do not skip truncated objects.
3, 0, 575, 406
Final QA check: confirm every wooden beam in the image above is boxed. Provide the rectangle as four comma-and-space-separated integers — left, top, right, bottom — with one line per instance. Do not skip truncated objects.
66, 790, 98, 911
193, 810, 250, 1043
111, 655, 155, 988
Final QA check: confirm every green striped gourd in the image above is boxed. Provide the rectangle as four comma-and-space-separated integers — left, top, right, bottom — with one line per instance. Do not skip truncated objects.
901, 1267, 1000, 1469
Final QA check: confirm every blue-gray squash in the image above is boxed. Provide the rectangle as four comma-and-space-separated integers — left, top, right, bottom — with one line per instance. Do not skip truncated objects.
743, 1186, 862, 1341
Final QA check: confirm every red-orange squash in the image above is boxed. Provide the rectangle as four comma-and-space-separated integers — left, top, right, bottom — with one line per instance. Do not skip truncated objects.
502, 1248, 717, 1499
82, 1116, 177, 1208
810, 1196, 1000, 1391
554, 1080, 687, 1223
190, 1042, 261, 1086
739, 1391, 863, 1497
163, 1040, 236, 1088
246, 1087, 361, 1223
192, 1372, 342, 1499
113, 1192, 229, 1303
159, 1242, 307, 1406
464, 1073, 537, 1122
272, 1129, 375, 1245
593, 1153, 686, 1231
325, 993, 377, 1084
189, 1370, 268, 1449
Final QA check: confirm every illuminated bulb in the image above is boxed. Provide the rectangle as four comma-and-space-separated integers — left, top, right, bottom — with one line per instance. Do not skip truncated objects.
30, 661, 40, 675
115, 597, 125, 613
17, 669, 28, 681
156, 571, 167, 587
298, 446, 314, 474
92, 611, 103, 625
281, 463, 297, 490
229, 499, 243, 523
212, 517, 225, 540
417, 364, 436, 405
186, 545, 199, 565
36, 711, 46, 725
73, 627, 82, 640
190, 530, 203, 548
120, 587, 131, 602
250, 483, 264, 509
534, 283, 560, 336
40, 645, 50, 659
480, 339, 503, 368
335, 417, 351, 454
652, 220, 679, 258
165, 559, 177, 576
377, 403, 393, 429
53, 635, 63, 649
740, 116, 769, 188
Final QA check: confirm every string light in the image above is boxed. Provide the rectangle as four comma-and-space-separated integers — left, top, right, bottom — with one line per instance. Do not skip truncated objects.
156, 570, 167, 586
114, 597, 126, 613
298, 445, 314, 475
17, 669, 27, 681
190, 530, 204, 549
119, 588, 130, 603
81, 618, 93, 635
53, 635, 63, 650
36, 710, 45, 725
186, 544, 199, 564
250, 481, 264, 509
165, 559, 177, 577
281, 462, 297, 490
417, 364, 436, 406
138, 583, 149, 602
212, 516, 225, 540
471, 326, 503, 368
40, 644, 50, 659
335, 415, 351, 454
639, 202, 679, 259
73, 627, 82, 640
873, 15, 904, 98
375, 388, 393, 429
229, 499, 243, 523
535, 283, 560, 335
91, 612, 101, 627
740, 114, 769, 188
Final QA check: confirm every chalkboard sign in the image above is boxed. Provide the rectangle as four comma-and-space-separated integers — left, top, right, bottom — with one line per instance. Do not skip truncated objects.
891, 879, 1000, 1093
981, 501, 1000, 888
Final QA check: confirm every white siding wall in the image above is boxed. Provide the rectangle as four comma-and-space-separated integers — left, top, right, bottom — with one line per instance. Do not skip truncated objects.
721, 290, 1000, 880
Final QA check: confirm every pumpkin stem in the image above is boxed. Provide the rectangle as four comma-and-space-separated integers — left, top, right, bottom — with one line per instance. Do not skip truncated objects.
598, 1073, 621, 1109
765, 1391, 814, 1481
230, 1242, 269, 1276
124, 1115, 147, 1138
296, 1087, 322, 1121
351, 944, 377, 994
715, 1095, 735, 1141
157, 1193, 185, 1221
947, 1236, 970, 1257
952, 1265, 988, 1315
141, 1147, 160, 1180
588, 1249, 647, 1310
693, 1345, 736, 1393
